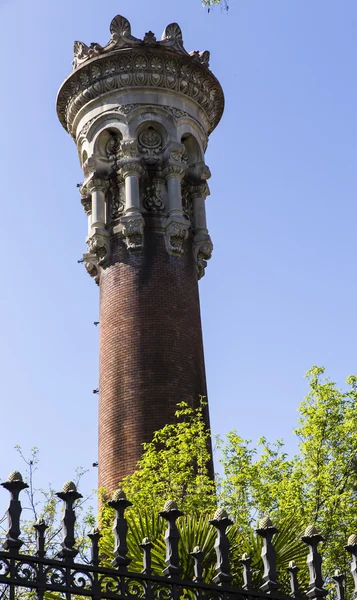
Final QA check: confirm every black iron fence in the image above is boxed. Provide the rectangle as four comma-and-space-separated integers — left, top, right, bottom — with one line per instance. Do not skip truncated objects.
0, 471, 356, 599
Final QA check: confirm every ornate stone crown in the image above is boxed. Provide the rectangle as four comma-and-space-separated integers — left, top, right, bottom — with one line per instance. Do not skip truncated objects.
56, 15, 224, 137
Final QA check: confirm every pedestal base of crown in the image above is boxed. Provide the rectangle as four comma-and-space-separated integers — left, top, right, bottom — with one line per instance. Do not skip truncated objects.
82, 218, 214, 284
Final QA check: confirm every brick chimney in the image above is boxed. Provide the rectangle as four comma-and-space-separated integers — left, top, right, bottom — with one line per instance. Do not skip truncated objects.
57, 15, 224, 493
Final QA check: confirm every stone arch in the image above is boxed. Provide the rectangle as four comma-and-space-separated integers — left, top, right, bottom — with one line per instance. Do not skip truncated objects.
128, 106, 176, 140
93, 125, 123, 159
181, 132, 203, 165
81, 149, 88, 165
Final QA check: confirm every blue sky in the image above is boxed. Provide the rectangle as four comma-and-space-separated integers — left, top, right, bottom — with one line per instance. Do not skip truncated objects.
0, 0, 356, 506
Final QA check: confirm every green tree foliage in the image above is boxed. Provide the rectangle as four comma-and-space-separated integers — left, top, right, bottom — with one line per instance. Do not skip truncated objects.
202, 0, 229, 11
218, 367, 357, 589
98, 402, 307, 588
117, 401, 216, 514
99, 368, 357, 591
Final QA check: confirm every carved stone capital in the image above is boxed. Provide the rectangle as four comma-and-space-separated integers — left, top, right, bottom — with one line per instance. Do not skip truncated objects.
118, 161, 145, 179
121, 212, 144, 251
165, 216, 189, 256
162, 164, 187, 180
193, 233, 213, 279
121, 139, 138, 160
82, 155, 110, 178
86, 177, 109, 194
188, 182, 210, 200
87, 232, 110, 265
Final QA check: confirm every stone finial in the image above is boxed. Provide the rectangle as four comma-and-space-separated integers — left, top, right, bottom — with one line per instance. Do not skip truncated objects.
303, 525, 320, 538
162, 499, 178, 512
61, 481, 77, 493
111, 488, 127, 502
7, 471, 23, 482
347, 534, 357, 547
257, 516, 274, 530
213, 507, 228, 520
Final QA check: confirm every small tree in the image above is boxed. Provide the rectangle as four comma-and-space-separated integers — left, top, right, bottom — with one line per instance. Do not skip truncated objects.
120, 400, 216, 515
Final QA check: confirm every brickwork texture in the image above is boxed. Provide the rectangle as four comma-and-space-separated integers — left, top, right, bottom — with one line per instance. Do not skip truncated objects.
98, 229, 211, 493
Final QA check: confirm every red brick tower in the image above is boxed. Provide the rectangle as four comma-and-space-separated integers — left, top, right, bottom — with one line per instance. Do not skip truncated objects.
57, 15, 224, 493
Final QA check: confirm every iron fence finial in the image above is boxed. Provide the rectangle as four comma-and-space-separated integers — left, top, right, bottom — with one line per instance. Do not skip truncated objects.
56, 480, 82, 561
256, 515, 280, 593
301, 525, 327, 599
209, 507, 233, 586
108, 488, 132, 570
1, 470, 28, 554
159, 499, 184, 578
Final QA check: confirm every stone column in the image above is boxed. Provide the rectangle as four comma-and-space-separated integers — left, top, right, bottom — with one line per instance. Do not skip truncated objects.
119, 162, 145, 251
191, 182, 209, 235
164, 165, 189, 256
191, 183, 213, 280
87, 178, 108, 230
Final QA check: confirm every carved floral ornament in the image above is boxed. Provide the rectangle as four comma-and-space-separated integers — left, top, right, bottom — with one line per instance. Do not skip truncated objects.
72, 16, 208, 70
57, 15, 224, 137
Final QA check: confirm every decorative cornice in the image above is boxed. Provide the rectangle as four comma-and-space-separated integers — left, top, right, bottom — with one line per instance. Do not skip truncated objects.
57, 16, 224, 137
